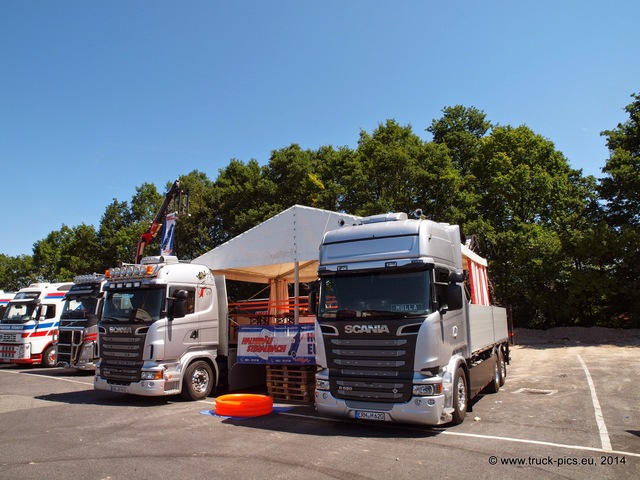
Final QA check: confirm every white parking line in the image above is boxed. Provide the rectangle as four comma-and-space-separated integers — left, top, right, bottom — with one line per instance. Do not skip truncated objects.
0, 369, 93, 386
578, 354, 612, 452
280, 411, 640, 458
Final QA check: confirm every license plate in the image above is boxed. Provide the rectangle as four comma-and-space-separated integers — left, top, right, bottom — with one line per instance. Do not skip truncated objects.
355, 411, 385, 421
109, 385, 127, 393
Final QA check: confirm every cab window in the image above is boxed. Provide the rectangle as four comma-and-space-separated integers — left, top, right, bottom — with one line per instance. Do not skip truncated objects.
169, 287, 195, 314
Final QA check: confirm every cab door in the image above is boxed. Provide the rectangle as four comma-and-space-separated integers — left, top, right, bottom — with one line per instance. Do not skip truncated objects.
195, 285, 218, 348
164, 286, 199, 360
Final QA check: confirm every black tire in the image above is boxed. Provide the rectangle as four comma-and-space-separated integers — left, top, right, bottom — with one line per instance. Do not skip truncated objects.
181, 360, 214, 401
41, 345, 56, 368
451, 367, 468, 425
485, 353, 500, 394
498, 349, 506, 387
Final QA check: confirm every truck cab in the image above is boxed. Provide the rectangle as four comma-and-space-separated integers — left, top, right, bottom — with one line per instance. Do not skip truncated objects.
313, 212, 509, 426
0, 283, 73, 367
55, 274, 106, 370
94, 255, 228, 400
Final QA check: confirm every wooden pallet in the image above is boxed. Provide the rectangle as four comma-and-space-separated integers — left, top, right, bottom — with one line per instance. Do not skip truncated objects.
266, 365, 315, 403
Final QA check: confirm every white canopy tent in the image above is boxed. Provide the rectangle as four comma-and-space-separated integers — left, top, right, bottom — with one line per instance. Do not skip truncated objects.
193, 205, 361, 322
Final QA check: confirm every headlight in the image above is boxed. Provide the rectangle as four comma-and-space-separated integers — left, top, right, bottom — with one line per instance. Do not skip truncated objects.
80, 344, 93, 360
413, 383, 443, 396
316, 379, 330, 390
141, 371, 163, 380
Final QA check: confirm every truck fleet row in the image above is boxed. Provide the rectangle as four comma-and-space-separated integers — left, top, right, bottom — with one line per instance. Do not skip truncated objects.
0, 210, 510, 426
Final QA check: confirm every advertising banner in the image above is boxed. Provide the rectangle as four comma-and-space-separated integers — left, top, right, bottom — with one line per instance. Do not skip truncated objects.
237, 324, 316, 365
160, 213, 177, 256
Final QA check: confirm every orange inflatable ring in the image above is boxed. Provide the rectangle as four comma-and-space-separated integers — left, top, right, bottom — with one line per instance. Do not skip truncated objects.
214, 394, 274, 417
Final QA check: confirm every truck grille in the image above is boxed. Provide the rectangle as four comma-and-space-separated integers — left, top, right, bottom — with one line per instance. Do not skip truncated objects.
321, 322, 418, 403
56, 328, 83, 365
0, 333, 20, 343
99, 328, 146, 384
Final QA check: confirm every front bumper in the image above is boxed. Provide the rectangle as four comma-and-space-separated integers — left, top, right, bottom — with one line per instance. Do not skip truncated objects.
314, 389, 449, 426
94, 364, 182, 397
0, 343, 31, 363
94, 375, 181, 396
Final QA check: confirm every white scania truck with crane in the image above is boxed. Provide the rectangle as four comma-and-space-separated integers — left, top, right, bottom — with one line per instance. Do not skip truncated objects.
312, 212, 509, 426
94, 179, 260, 400
94, 255, 231, 400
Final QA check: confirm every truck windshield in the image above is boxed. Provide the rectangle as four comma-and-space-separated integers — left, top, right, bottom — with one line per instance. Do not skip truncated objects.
62, 296, 98, 319
102, 288, 165, 324
1, 301, 38, 323
318, 269, 432, 319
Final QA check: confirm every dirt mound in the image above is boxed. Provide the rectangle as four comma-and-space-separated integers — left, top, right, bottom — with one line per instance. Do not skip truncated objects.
513, 326, 640, 347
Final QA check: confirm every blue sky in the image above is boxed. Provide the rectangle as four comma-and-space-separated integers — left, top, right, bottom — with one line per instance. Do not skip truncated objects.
1, 1, 638, 257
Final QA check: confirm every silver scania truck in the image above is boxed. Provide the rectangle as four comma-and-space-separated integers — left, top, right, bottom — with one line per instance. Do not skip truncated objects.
312, 212, 509, 426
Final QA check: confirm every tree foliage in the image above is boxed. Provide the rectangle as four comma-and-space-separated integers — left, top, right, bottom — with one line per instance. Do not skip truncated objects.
0, 254, 34, 291
1, 96, 639, 329
598, 92, 640, 327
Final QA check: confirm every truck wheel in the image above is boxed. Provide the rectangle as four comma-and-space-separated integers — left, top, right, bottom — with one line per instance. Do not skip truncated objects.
451, 367, 468, 425
181, 360, 214, 401
498, 349, 506, 387
41, 345, 56, 368
485, 353, 500, 394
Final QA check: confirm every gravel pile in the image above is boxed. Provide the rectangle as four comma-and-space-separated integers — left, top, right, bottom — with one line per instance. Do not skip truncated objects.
512, 326, 640, 347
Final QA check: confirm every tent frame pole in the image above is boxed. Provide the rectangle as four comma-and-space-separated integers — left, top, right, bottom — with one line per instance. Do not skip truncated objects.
294, 261, 299, 324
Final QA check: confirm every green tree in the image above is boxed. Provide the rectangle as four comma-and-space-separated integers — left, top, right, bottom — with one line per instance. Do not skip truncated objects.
344, 120, 462, 219
427, 105, 492, 176
599, 92, 640, 327
459, 125, 594, 328
427, 105, 492, 226
0, 254, 35, 291
97, 198, 135, 267
265, 144, 324, 210
215, 158, 278, 239
172, 170, 219, 260
97, 183, 163, 267
600, 93, 640, 226
59, 223, 102, 276
311, 145, 355, 211
32, 224, 101, 281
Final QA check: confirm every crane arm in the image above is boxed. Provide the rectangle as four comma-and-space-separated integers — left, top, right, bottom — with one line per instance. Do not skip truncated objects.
135, 180, 187, 263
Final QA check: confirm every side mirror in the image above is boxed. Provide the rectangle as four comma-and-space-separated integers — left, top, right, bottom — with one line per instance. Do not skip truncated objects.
307, 282, 319, 315
449, 271, 465, 283
171, 290, 189, 319
447, 283, 463, 311
309, 289, 319, 315
446, 270, 464, 311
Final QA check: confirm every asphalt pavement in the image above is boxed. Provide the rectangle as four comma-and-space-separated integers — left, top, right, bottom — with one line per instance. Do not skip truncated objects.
0, 344, 638, 480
